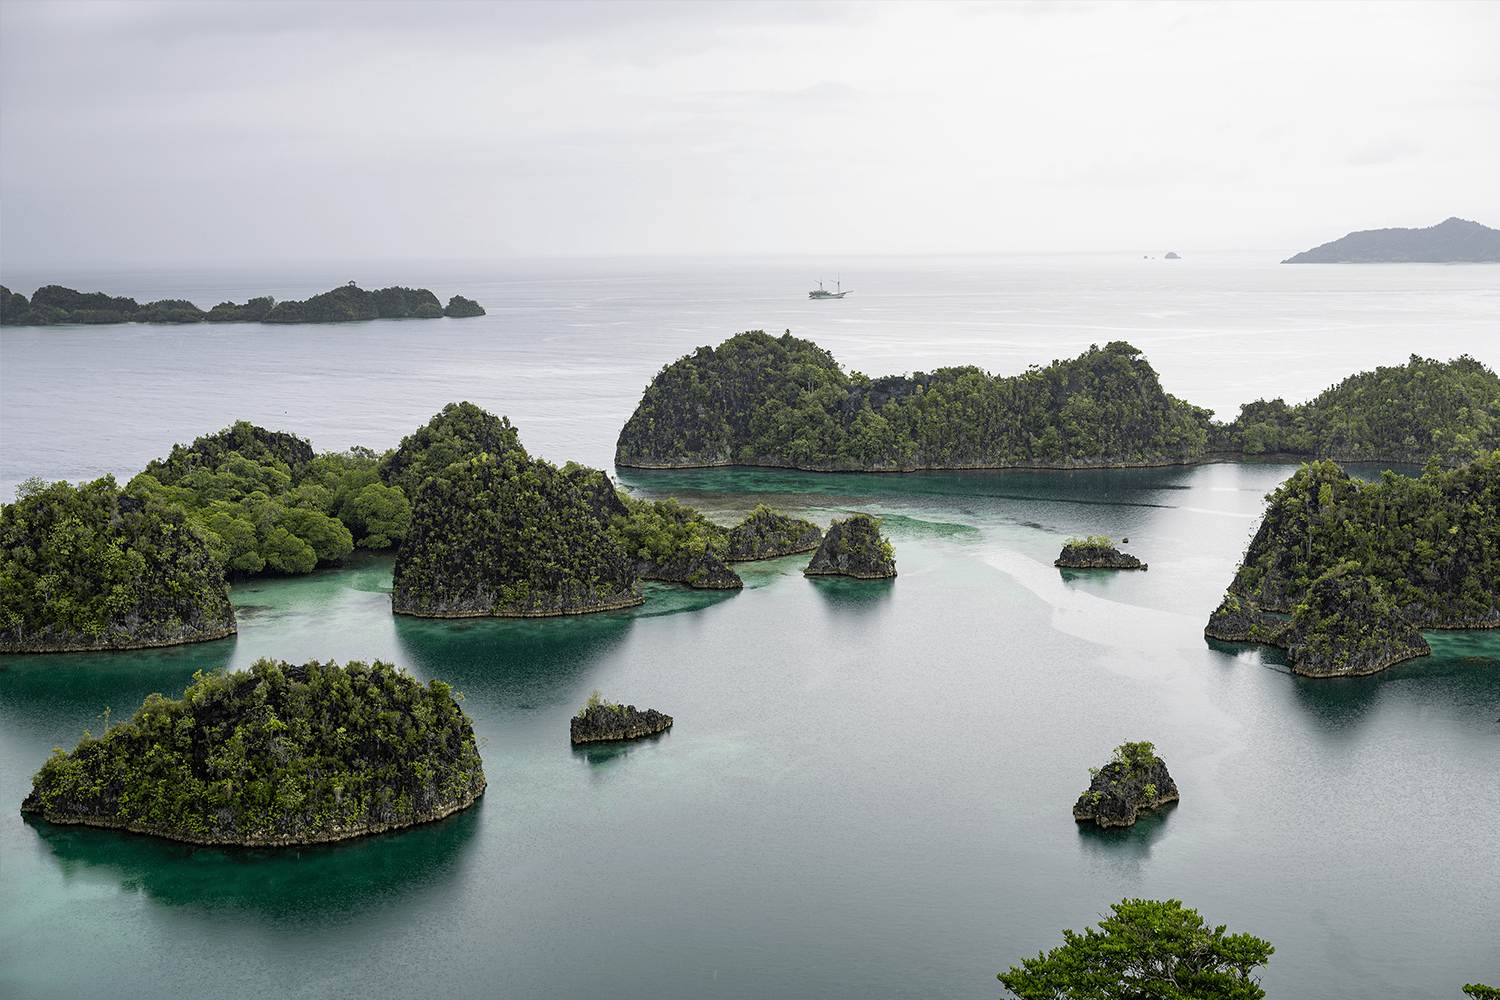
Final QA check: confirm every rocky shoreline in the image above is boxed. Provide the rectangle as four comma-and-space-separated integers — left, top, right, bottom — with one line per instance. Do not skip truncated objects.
23, 784, 486, 847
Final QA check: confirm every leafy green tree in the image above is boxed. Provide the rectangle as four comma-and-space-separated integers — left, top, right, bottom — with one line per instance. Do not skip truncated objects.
998, 898, 1274, 1000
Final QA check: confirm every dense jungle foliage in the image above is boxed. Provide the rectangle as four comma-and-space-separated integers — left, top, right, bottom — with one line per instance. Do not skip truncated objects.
379, 402, 529, 497
0, 283, 483, 326
21, 658, 485, 844
0, 476, 235, 651
606, 494, 741, 588
608, 495, 728, 563
130, 422, 410, 575
615, 332, 1212, 470
391, 452, 641, 617
1214, 354, 1500, 465
1229, 453, 1500, 627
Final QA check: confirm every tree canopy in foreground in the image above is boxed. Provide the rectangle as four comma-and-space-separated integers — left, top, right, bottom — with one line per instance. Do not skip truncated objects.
998, 898, 1273, 1000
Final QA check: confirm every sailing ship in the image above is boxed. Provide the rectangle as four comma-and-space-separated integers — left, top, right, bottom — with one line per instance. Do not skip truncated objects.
808, 277, 849, 299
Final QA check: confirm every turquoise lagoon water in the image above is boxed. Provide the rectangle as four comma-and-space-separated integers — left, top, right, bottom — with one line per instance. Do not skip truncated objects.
1, 256, 1498, 998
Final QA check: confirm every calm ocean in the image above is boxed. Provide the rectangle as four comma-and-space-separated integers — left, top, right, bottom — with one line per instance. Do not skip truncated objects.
1, 254, 1497, 999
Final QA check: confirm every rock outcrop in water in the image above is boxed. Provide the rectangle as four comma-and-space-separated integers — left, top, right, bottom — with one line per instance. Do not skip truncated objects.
1054, 536, 1147, 570
725, 505, 824, 560
20, 659, 485, 845
570, 691, 673, 744
1073, 742, 1179, 828
1, 476, 236, 652
804, 513, 896, 579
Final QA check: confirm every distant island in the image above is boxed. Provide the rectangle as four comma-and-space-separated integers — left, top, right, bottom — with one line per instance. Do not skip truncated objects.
614, 331, 1500, 472
21, 658, 486, 846
0, 282, 485, 326
1282, 217, 1500, 263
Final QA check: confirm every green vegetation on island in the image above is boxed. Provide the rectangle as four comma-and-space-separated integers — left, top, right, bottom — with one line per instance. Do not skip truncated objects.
1282, 216, 1500, 263
383, 403, 641, 616
804, 513, 896, 579
392, 450, 642, 617
1230, 454, 1499, 626
998, 898, 1274, 1000
0, 282, 484, 326
129, 422, 411, 576
1, 476, 235, 653
1073, 741, 1179, 828
1209, 453, 1498, 675
616, 332, 1211, 472
21, 658, 485, 845
724, 504, 823, 560
1212, 354, 1500, 466
378, 402, 528, 497
608, 494, 741, 589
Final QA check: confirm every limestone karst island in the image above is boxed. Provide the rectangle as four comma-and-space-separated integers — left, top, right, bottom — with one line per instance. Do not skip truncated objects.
21, 659, 486, 846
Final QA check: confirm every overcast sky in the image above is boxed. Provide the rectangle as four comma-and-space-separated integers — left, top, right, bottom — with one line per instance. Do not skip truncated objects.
2, 0, 1497, 266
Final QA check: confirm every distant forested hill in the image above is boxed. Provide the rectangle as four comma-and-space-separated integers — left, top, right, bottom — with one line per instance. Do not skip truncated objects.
1282, 217, 1500, 263
615, 332, 1212, 471
615, 332, 1499, 472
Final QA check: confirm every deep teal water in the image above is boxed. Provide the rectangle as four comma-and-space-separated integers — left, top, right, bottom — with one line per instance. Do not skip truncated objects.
3, 465, 1497, 999
2, 257, 1498, 997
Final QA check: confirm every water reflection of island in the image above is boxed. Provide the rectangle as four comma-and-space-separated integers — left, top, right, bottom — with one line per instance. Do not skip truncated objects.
23, 804, 481, 923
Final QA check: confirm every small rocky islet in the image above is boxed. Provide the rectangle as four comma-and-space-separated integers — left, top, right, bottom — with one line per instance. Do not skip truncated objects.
21, 659, 486, 846
1073, 742, 1179, 829
804, 513, 897, 579
570, 691, 673, 744
1054, 535, 1147, 570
